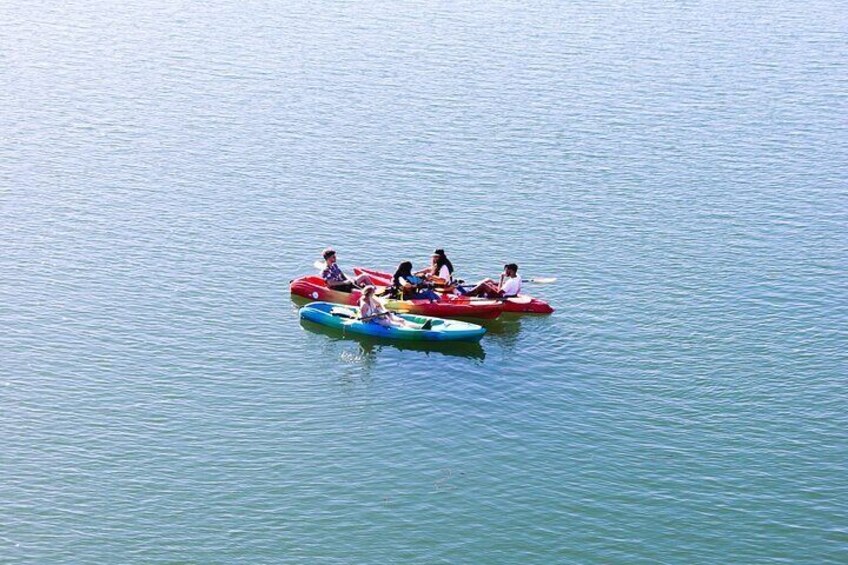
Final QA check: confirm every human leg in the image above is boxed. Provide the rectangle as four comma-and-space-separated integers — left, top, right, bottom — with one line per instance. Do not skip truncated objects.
331, 282, 356, 293
415, 288, 440, 301
387, 313, 412, 327
354, 273, 373, 286
464, 279, 498, 298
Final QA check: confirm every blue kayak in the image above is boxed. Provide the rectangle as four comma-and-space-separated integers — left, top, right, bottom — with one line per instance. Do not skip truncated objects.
299, 302, 486, 342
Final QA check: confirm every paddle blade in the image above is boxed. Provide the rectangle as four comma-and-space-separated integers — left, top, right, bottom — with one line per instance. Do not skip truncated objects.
522, 276, 557, 284
313, 260, 326, 271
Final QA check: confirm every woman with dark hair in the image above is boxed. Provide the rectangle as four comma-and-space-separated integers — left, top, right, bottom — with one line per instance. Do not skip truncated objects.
433, 248, 454, 283
417, 248, 455, 285
394, 261, 439, 301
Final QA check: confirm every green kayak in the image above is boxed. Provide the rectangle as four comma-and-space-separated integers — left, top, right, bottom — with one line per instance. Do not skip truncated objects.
299, 302, 486, 342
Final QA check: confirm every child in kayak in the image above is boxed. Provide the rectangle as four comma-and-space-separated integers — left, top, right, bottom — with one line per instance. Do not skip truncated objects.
463, 263, 522, 298
393, 261, 440, 301
359, 286, 412, 327
321, 248, 372, 292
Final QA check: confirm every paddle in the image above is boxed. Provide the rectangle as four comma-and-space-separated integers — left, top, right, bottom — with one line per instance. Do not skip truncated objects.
322, 261, 555, 287
352, 265, 556, 285
330, 309, 392, 322
496, 295, 532, 304
361, 311, 392, 322
328, 306, 434, 329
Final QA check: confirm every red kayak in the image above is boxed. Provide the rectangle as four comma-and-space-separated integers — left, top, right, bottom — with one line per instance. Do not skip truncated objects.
290, 275, 504, 319
353, 267, 555, 314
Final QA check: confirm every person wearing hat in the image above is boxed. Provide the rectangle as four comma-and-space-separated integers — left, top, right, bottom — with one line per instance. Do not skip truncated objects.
320, 248, 372, 292
359, 285, 412, 327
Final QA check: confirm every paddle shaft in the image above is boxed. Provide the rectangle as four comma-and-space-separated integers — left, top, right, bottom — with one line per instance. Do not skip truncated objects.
331, 310, 390, 322
328, 263, 555, 284
332, 309, 430, 330
521, 277, 557, 284
361, 311, 392, 322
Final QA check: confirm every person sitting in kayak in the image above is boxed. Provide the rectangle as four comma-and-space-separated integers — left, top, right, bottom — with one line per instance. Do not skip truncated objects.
321, 248, 372, 292
394, 261, 440, 301
464, 263, 522, 298
416, 248, 455, 286
359, 285, 412, 327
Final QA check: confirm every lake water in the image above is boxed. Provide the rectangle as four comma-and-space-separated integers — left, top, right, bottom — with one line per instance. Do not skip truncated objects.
2, 1, 846, 563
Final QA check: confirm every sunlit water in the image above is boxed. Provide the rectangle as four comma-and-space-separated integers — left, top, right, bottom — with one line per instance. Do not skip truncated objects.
2, 1, 846, 563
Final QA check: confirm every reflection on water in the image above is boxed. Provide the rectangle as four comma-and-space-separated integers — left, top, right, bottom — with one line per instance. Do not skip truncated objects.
290, 294, 318, 309
478, 314, 523, 336
475, 314, 524, 351
299, 319, 486, 361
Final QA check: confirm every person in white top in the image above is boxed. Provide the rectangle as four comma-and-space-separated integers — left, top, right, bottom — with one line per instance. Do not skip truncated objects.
417, 248, 455, 286
465, 263, 522, 298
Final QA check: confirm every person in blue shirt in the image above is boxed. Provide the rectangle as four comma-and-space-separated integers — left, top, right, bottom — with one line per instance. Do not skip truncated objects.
321, 248, 372, 292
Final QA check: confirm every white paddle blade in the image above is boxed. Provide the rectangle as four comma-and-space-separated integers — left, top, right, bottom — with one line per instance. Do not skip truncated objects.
313, 260, 326, 270
524, 277, 557, 284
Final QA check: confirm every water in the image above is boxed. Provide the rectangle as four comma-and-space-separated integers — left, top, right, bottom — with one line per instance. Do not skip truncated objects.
2, 1, 846, 562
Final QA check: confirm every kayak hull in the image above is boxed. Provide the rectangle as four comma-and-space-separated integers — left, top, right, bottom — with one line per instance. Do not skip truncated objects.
290, 275, 503, 319
352, 267, 555, 314
300, 302, 486, 342
500, 296, 554, 314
